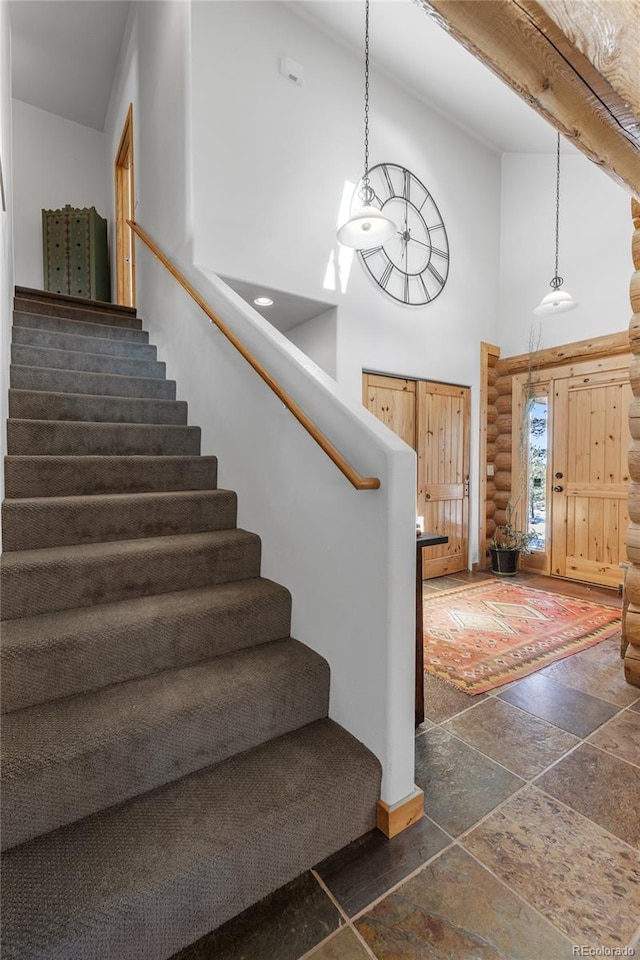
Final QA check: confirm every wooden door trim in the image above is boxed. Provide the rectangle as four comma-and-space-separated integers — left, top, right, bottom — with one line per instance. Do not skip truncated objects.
115, 104, 136, 306
479, 342, 500, 566
496, 330, 629, 377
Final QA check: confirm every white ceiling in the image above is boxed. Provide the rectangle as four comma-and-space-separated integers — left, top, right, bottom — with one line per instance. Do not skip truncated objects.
10, 0, 130, 131
9, 0, 560, 152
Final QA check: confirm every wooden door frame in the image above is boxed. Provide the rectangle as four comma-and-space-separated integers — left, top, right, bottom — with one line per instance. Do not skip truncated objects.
115, 104, 136, 307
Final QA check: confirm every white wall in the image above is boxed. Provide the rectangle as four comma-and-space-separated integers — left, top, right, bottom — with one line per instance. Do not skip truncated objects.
11, 99, 109, 289
0, 0, 13, 517
104, 0, 417, 806
498, 151, 631, 357
286, 308, 337, 378
189, 0, 504, 567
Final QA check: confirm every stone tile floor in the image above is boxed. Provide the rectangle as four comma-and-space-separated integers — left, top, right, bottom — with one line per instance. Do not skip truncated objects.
172, 572, 640, 960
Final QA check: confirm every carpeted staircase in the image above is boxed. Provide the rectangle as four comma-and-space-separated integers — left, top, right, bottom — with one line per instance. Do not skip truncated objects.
1, 287, 381, 960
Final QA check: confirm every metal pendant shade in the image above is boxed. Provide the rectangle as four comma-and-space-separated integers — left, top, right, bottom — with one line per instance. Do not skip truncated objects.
337, 204, 396, 246
533, 133, 578, 316
337, 0, 396, 249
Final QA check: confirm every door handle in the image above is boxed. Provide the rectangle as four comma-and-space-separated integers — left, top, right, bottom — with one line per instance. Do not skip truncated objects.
553, 485, 564, 492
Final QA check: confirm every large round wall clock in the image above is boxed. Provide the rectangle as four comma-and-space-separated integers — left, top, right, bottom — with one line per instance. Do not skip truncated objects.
357, 163, 449, 306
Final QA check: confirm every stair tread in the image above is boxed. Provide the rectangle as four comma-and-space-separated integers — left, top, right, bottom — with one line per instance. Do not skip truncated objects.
11, 343, 166, 378
9, 389, 178, 406
7, 419, 200, 457
8, 418, 197, 432
12, 327, 156, 358
2, 639, 329, 847
4, 488, 233, 509
1, 578, 292, 713
8, 390, 187, 425
1, 719, 380, 960
15, 286, 138, 316
1, 578, 290, 655
4, 454, 218, 498
2, 488, 237, 551
2, 527, 258, 571
14, 312, 149, 342
11, 364, 175, 389
3, 638, 323, 778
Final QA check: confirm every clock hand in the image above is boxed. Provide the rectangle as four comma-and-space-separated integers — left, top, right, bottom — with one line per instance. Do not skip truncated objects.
406, 235, 431, 250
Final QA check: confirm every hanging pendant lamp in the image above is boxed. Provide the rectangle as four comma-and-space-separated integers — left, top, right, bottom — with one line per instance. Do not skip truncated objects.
337, 0, 396, 248
533, 133, 578, 316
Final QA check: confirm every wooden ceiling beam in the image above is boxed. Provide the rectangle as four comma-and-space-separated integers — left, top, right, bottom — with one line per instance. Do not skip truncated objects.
419, 0, 640, 197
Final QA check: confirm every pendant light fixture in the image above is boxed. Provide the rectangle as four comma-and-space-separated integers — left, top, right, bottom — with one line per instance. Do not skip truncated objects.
533, 133, 578, 316
337, 0, 396, 248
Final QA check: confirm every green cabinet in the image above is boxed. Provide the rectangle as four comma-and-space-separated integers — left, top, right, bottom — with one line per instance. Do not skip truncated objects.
42, 205, 110, 302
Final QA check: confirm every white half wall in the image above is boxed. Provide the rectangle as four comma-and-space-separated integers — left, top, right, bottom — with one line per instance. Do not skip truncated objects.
498, 151, 631, 357
0, 0, 14, 518
104, 0, 417, 806
11, 98, 109, 290
286, 308, 337, 378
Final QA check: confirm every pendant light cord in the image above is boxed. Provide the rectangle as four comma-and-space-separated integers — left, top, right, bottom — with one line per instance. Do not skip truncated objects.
551, 132, 562, 290
360, 0, 374, 204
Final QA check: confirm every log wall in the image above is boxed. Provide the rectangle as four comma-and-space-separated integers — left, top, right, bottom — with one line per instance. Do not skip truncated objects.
624, 198, 640, 687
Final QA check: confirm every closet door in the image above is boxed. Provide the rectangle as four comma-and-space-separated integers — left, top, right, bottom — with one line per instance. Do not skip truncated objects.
417, 381, 470, 577
362, 374, 416, 449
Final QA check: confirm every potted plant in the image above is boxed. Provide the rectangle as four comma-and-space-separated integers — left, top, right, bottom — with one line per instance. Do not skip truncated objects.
489, 520, 538, 576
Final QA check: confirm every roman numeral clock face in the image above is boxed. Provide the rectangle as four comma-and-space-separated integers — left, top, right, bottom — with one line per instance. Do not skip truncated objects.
358, 163, 449, 305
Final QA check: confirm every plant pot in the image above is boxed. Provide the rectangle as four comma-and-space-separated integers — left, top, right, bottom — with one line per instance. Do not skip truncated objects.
489, 547, 520, 577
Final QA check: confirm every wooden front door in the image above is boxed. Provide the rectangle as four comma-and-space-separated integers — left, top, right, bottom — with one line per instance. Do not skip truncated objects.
362, 372, 470, 578
551, 367, 631, 587
417, 381, 470, 577
115, 104, 136, 307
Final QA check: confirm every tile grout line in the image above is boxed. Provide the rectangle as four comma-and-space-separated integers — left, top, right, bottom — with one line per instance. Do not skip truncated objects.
347, 838, 459, 924
310, 869, 351, 925
309, 870, 383, 960
295, 926, 343, 960
455, 839, 577, 949
349, 924, 382, 960
434, 679, 637, 785
529, 782, 640, 856
585, 731, 640, 772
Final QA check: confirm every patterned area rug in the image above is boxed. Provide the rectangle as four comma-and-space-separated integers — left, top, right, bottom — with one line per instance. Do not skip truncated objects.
423, 580, 622, 695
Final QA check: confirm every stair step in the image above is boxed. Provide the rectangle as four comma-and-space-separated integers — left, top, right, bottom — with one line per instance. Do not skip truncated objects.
16, 286, 138, 318
2, 489, 237, 551
11, 343, 166, 380
2, 637, 329, 850
4, 454, 218, 498
8, 390, 188, 425
13, 325, 157, 360
7, 419, 200, 456
14, 311, 149, 343
14, 295, 142, 329
0, 719, 380, 960
1, 578, 291, 712
1, 529, 262, 619
10, 365, 176, 400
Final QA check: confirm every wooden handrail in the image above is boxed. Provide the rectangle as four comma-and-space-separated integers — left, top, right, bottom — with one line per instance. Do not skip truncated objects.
127, 220, 381, 490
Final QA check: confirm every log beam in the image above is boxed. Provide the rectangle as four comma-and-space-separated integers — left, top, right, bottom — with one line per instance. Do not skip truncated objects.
419, 0, 640, 197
